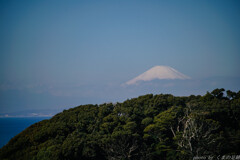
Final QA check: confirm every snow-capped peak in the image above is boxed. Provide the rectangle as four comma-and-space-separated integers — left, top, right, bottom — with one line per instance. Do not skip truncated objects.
125, 66, 190, 85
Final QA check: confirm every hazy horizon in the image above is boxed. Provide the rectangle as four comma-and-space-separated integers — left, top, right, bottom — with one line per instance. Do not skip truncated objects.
1, 0, 240, 117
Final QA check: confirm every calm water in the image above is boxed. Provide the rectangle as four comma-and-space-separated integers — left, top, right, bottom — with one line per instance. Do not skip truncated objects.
0, 117, 50, 148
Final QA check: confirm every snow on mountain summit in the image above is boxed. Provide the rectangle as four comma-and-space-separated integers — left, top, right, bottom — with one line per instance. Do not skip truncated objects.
125, 66, 190, 85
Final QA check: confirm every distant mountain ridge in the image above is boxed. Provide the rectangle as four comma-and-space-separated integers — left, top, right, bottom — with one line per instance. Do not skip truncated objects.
125, 66, 190, 85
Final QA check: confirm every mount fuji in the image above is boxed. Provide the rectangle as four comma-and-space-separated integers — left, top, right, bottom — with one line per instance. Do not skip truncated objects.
125, 66, 190, 85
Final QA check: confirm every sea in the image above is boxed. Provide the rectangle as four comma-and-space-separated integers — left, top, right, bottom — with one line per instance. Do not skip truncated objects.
0, 117, 51, 148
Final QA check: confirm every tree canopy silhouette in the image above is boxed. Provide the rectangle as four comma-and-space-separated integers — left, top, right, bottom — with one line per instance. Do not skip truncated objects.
0, 89, 239, 160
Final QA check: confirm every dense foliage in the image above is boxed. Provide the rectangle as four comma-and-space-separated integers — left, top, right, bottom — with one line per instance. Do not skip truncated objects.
0, 89, 240, 160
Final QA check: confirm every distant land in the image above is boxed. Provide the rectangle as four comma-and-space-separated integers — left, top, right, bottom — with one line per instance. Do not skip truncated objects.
0, 110, 55, 118
125, 65, 190, 85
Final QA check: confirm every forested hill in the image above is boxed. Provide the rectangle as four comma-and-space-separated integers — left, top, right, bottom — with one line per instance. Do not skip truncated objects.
0, 89, 240, 160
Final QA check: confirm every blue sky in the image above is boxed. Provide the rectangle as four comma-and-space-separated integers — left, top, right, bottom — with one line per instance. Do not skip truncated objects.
1, 0, 240, 116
